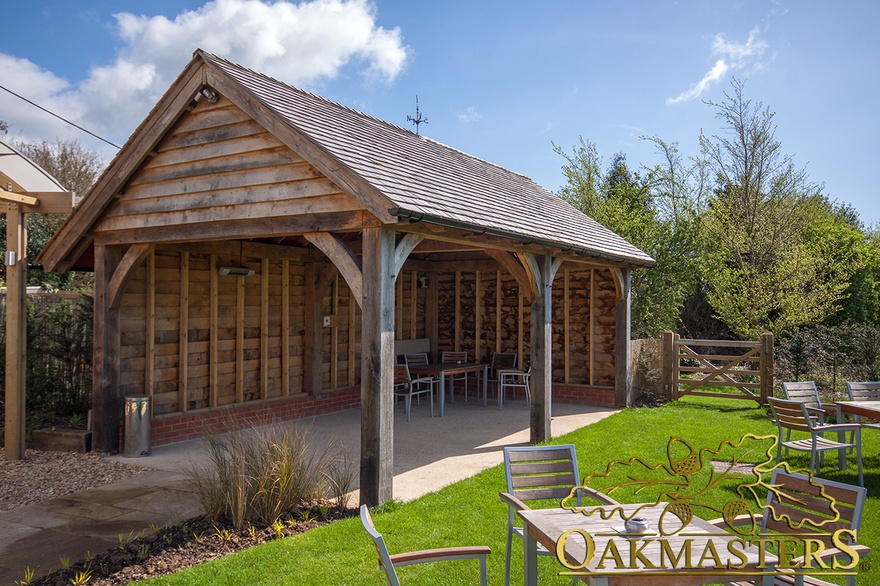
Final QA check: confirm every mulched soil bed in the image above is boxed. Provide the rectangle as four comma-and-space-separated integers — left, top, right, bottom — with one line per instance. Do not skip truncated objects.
31, 505, 356, 585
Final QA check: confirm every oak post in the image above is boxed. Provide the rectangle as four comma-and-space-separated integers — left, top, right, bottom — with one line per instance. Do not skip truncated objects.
662, 330, 675, 400
4, 204, 26, 459
528, 254, 557, 444
614, 268, 633, 407
359, 223, 395, 506
93, 244, 124, 453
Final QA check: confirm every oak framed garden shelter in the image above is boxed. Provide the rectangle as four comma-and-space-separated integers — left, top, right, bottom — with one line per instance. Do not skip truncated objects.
38, 50, 653, 505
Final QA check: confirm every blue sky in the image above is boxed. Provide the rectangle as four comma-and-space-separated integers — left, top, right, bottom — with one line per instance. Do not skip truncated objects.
1, 0, 877, 225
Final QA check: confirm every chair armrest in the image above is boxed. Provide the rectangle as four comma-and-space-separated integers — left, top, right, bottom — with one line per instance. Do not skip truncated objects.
706, 513, 761, 528
576, 486, 620, 506
410, 376, 436, 385
815, 422, 863, 433
390, 545, 491, 567
499, 491, 530, 512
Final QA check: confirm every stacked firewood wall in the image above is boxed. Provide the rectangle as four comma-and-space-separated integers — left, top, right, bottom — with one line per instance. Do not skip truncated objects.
435, 266, 617, 386
119, 253, 619, 417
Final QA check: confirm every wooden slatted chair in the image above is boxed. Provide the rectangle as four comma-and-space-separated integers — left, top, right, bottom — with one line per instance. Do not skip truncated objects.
442, 351, 469, 402
393, 364, 434, 421
845, 381, 880, 430
782, 381, 853, 451
782, 381, 835, 422
498, 444, 618, 586
360, 504, 490, 585
768, 397, 863, 486
712, 470, 868, 586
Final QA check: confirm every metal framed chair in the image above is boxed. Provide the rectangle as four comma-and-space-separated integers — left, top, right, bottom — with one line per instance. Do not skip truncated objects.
442, 351, 469, 402
394, 364, 434, 421
498, 444, 618, 586
768, 397, 863, 486
782, 381, 835, 422
712, 470, 869, 586
487, 352, 517, 400
498, 366, 530, 408
845, 381, 880, 430
360, 504, 490, 586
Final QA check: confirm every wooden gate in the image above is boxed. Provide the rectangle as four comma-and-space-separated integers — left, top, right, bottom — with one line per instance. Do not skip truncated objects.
661, 331, 773, 404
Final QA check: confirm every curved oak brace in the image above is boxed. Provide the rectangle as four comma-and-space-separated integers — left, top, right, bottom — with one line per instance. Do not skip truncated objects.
515, 253, 563, 299
612, 267, 626, 299
304, 232, 363, 308
485, 248, 532, 300
393, 233, 424, 277
108, 243, 153, 309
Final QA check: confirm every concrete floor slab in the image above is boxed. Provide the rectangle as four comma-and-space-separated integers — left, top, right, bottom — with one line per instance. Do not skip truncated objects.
0, 399, 616, 583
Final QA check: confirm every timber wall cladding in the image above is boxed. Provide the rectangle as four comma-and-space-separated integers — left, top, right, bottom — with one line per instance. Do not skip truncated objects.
435, 267, 617, 386
119, 249, 364, 416
96, 98, 363, 235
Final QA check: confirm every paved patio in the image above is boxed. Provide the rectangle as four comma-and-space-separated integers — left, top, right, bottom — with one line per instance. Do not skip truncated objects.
0, 399, 616, 582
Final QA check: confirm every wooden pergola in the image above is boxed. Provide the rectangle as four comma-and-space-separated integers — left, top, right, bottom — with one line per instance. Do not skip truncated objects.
0, 139, 74, 460
38, 50, 653, 504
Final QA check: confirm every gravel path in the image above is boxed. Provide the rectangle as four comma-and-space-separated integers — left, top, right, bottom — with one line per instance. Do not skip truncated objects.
0, 449, 151, 511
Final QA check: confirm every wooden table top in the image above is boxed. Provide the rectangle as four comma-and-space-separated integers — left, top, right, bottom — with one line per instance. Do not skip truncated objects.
518, 504, 776, 585
836, 400, 880, 420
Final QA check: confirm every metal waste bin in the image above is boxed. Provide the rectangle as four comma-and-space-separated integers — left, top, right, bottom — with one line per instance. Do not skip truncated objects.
123, 396, 151, 457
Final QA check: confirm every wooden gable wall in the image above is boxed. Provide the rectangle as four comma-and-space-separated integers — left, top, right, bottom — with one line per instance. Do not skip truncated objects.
95, 97, 364, 237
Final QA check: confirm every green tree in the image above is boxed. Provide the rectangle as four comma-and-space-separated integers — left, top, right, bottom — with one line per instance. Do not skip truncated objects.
3, 138, 104, 289
698, 79, 860, 338
555, 139, 702, 337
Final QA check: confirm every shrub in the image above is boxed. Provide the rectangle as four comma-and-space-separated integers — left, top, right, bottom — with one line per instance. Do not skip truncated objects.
187, 421, 354, 530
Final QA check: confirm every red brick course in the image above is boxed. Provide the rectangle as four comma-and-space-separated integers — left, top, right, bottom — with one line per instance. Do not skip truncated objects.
150, 383, 613, 447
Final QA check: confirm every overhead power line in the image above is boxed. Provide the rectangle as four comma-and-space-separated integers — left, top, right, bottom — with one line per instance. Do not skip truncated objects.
0, 83, 121, 149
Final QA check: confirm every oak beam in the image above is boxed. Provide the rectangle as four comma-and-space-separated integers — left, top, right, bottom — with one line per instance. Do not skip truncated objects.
94, 211, 365, 246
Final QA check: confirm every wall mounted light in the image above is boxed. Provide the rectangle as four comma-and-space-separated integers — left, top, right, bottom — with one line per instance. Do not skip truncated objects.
5, 251, 16, 266
219, 266, 254, 277
200, 88, 219, 103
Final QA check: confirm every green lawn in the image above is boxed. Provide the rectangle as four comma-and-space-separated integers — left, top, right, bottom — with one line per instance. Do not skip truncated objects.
136, 396, 879, 585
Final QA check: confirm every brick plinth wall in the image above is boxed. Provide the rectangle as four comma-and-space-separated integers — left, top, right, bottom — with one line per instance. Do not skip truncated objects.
149, 382, 614, 448
150, 387, 361, 447
446, 381, 616, 408
551, 384, 615, 408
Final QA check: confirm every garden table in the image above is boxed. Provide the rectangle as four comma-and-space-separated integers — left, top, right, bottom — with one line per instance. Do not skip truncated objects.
406, 362, 489, 416
518, 504, 777, 585
836, 400, 880, 470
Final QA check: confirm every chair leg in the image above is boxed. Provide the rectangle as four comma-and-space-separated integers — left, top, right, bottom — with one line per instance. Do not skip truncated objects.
504, 528, 513, 586
405, 395, 411, 422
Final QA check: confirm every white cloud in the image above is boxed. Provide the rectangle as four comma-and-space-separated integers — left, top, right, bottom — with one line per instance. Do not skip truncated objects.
667, 26, 767, 105
457, 106, 482, 123
0, 0, 409, 146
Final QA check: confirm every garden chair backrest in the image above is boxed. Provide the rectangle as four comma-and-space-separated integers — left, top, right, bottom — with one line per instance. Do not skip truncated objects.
404, 353, 429, 367
491, 352, 517, 372
360, 505, 402, 586
782, 381, 823, 409
846, 381, 880, 401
